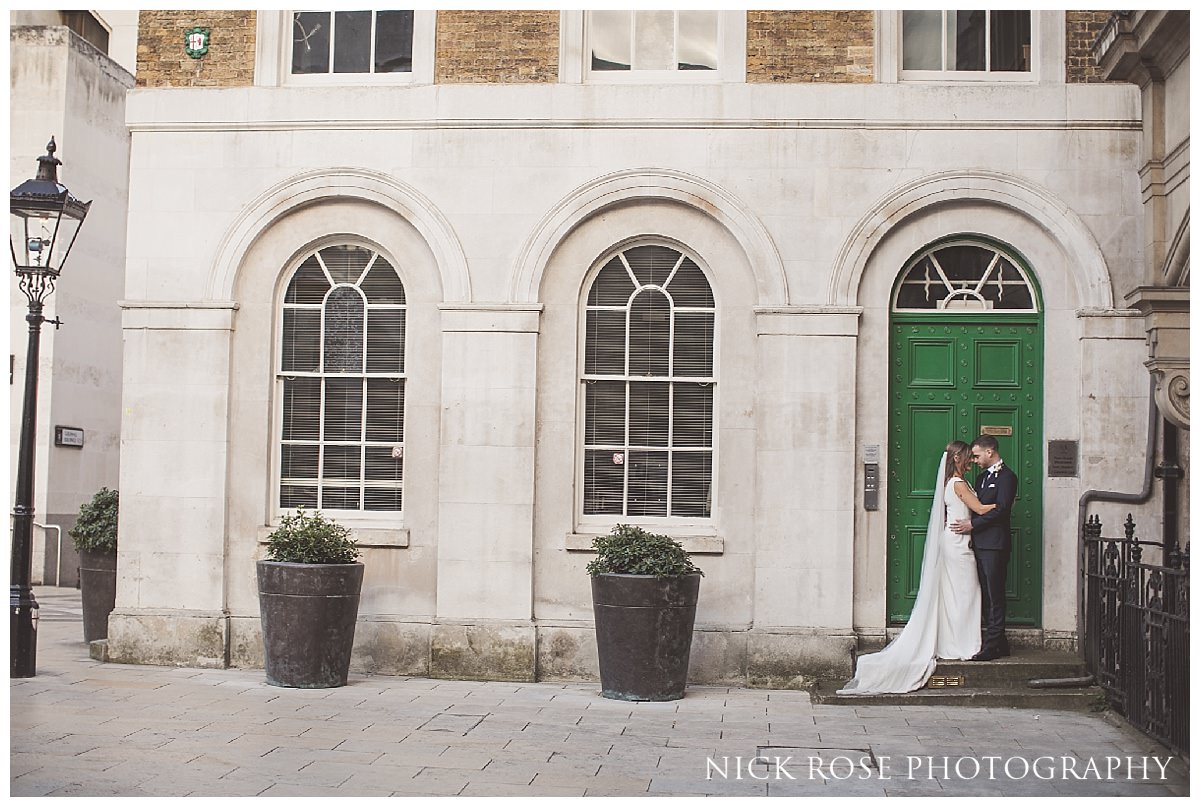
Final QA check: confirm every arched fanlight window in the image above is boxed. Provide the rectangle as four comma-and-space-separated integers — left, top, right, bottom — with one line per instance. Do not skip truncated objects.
277, 244, 406, 512
893, 239, 1038, 312
581, 243, 715, 519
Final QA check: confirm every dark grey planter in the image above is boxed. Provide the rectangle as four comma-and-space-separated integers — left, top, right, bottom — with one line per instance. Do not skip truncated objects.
79, 547, 117, 643
591, 573, 701, 701
257, 560, 364, 688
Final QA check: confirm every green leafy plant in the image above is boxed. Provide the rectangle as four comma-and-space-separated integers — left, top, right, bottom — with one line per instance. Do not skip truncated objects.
69, 487, 119, 552
265, 508, 360, 564
585, 524, 704, 577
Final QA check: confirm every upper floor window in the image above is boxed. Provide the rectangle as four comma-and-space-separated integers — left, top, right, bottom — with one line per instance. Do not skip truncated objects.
277, 244, 407, 513
893, 240, 1038, 313
901, 10, 1032, 80
262, 10, 434, 85
560, 10, 746, 83
580, 244, 716, 520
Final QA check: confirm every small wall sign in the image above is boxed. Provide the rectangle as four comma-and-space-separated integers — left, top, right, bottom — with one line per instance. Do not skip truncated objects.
184, 27, 210, 59
1048, 440, 1079, 478
54, 426, 84, 448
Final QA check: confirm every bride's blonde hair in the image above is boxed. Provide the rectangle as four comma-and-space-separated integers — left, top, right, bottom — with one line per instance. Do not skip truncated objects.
945, 440, 970, 483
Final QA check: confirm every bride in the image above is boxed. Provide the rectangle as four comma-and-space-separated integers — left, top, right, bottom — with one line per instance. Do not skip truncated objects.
837, 441, 996, 695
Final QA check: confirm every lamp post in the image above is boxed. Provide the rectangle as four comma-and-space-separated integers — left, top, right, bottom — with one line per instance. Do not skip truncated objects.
10, 138, 91, 677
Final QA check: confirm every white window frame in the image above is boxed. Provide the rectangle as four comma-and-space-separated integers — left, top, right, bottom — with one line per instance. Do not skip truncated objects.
877, 10, 1065, 84
575, 239, 720, 532
272, 239, 408, 526
255, 9, 435, 87
891, 238, 1040, 314
559, 10, 746, 84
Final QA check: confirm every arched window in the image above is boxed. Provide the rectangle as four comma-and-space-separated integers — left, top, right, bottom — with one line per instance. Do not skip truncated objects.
581, 244, 715, 519
892, 239, 1038, 312
277, 244, 406, 512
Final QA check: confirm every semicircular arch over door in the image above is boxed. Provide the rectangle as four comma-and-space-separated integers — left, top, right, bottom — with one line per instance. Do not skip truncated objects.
887, 236, 1044, 627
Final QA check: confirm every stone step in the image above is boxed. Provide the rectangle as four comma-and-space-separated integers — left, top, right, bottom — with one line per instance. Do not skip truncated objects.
811, 684, 1104, 711
926, 654, 1087, 688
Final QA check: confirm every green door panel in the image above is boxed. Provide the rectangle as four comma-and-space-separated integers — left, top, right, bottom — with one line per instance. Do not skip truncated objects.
888, 318, 1043, 626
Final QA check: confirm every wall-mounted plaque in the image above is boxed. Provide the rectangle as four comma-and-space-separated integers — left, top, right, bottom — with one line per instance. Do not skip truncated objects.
981, 425, 1013, 437
1048, 440, 1079, 477
54, 426, 84, 448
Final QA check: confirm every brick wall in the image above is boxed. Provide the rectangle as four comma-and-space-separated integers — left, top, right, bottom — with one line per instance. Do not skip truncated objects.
137, 10, 256, 88
747, 10, 874, 83
1066, 11, 1114, 83
435, 10, 558, 84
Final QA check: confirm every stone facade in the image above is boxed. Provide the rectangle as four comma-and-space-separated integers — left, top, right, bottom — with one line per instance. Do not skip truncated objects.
746, 10, 873, 83
1066, 11, 1115, 83
136, 10, 255, 88
435, 10, 558, 84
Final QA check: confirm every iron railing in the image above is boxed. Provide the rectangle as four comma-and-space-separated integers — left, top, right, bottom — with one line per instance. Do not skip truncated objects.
1083, 514, 1189, 755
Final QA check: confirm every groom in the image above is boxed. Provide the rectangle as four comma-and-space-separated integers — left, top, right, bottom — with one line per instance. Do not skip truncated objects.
950, 435, 1018, 661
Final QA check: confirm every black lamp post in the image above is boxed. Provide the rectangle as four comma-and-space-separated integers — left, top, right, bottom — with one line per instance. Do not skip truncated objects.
10, 138, 91, 678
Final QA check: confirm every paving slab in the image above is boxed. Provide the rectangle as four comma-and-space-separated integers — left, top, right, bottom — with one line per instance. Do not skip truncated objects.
9, 587, 1189, 797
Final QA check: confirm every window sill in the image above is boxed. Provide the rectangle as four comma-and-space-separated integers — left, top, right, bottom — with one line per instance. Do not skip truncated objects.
566, 532, 724, 555
257, 525, 409, 549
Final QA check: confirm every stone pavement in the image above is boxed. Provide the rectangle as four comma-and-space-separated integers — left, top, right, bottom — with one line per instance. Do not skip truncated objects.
10, 587, 1188, 797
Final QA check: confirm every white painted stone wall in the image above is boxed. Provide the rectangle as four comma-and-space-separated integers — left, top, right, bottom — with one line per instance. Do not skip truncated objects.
9, 26, 132, 585
111, 69, 1148, 675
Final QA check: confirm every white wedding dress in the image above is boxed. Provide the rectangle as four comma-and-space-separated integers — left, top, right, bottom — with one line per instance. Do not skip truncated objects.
837, 453, 982, 694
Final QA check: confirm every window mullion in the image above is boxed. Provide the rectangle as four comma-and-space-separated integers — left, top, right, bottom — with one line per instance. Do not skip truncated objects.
666, 381, 675, 516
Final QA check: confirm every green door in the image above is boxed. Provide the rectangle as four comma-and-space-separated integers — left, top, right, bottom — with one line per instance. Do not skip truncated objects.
886, 237, 1044, 626
887, 317, 1043, 625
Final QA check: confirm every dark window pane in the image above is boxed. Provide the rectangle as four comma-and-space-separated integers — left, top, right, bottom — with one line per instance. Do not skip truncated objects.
333, 11, 372, 73
323, 378, 363, 441
322, 486, 361, 510
665, 257, 713, 308
280, 444, 319, 481
627, 290, 671, 376
285, 256, 330, 303
365, 487, 403, 511
323, 287, 365, 372
365, 446, 404, 482
627, 381, 669, 447
584, 310, 626, 375
623, 244, 678, 287
360, 260, 405, 304
366, 309, 405, 373
670, 451, 712, 517
322, 445, 361, 482
282, 378, 320, 441
990, 11, 1030, 72
584, 380, 625, 446
292, 12, 330, 74
375, 10, 414, 73
673, 312, 714, 377
365, 378, 404, 443
672, 383, 713, 447
588, 256, 636, 306
951, 10, 986, 71
584, 449, 625, 515
626, 450, 668, 517
281, 309, 320, 372
281, 484, 318, 509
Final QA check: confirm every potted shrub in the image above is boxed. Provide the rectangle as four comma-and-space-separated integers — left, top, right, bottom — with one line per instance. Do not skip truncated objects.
587, 524, 705, 701
69, 487, 119, 643
258, 508, 362, 688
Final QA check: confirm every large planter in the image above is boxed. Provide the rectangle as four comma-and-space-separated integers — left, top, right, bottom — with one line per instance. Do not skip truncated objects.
79, 547, 117, 643
257, 560, 364, 688
591, 573, 701, 701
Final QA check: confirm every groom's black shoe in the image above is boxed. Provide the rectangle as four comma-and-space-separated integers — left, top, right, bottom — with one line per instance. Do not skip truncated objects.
970, 649, 1002, 661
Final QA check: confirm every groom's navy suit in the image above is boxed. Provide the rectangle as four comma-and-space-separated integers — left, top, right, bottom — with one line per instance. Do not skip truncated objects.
970, 463, 1018, 656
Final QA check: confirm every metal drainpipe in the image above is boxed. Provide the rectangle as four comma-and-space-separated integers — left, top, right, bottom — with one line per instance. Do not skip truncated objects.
1074, 377, 1159, 657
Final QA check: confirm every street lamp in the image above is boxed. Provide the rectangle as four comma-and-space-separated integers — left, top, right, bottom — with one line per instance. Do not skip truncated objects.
10, 138, 91, 677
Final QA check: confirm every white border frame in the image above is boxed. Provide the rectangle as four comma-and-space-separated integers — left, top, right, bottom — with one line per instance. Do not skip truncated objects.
255, 9, 435, 87
559, 10, 746, 84
877, 10, 1065, 84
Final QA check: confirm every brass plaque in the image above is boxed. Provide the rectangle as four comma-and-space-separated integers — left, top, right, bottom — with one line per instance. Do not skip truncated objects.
980, 425, 1013, 437
1048, 440, 1079, 477
927, 675, 965, 688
